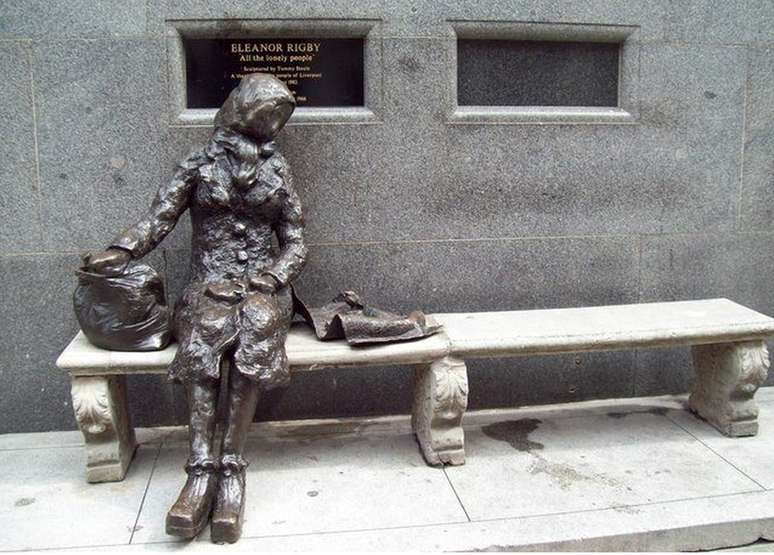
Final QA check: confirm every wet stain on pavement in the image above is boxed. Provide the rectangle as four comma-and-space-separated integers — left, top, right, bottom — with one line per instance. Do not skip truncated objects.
481, 418, 544, 452
528, 456, 620, 491
482, 418, 622, 491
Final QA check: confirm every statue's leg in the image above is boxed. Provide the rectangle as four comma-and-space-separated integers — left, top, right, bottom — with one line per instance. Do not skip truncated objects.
166, 379, 220, 539
211, 368, 259, 544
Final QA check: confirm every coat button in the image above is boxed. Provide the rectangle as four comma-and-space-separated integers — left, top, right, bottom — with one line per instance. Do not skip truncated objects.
233, 222, 247, 236
236, 250, 249, 263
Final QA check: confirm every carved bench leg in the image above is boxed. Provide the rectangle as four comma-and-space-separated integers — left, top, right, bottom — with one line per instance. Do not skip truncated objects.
71, 376, 137, 483
412, 356, 468, 466
689, 340, 770, 437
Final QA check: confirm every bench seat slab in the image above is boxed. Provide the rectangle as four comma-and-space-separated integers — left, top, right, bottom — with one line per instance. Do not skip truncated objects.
412, 356, 468, 466
690, 340, 770, 437
56, 325, 451, 376
71, 376, 137, 483
434, 299, 774, 357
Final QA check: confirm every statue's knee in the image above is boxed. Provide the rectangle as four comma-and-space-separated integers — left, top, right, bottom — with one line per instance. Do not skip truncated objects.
240, 297, 282, 336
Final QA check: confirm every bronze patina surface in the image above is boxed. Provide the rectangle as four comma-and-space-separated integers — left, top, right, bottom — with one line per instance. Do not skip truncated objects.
73, 261, 172, 351
84, 73, 306, 544
295, 290, 442, 345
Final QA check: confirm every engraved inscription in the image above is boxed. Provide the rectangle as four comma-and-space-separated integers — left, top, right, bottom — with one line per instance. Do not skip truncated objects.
185, 38, 364, 108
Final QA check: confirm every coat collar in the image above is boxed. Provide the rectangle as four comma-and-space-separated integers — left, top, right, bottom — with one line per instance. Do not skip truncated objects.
207, 128, 276, 161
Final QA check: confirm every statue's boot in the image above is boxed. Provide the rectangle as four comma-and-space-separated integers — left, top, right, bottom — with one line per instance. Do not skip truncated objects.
211, 455, 248, 544
166, 458, 219, 539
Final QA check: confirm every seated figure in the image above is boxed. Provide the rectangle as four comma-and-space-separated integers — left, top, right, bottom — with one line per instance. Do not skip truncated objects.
84, 73, 307, 543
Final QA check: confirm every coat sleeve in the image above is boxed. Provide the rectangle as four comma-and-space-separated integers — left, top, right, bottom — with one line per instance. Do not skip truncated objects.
262, 155, 308, 287
109, 151, 202, 258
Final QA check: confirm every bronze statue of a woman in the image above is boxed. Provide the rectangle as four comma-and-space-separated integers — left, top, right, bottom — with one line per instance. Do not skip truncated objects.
84, 74, 306, 543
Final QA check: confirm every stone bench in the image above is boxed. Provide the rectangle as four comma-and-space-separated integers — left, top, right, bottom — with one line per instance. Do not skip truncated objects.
56, 298, 774, 483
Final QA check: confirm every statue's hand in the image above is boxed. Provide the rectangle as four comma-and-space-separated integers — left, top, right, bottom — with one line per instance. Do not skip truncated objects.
83, 249, 131, 276
205, 282, 246, 303
249, 274, 278, 294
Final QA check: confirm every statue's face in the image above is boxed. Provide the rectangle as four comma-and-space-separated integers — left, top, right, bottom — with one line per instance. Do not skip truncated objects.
239, 97, 295, 142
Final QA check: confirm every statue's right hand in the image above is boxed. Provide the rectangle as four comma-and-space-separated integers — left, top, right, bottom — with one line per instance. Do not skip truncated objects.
82, 249, 131, 276
205, 281, 246, 303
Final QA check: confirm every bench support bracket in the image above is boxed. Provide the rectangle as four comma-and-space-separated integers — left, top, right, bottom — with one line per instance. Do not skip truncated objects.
71, 375, 137, 483
412, 356, 468, 466
690, 340, 770, 437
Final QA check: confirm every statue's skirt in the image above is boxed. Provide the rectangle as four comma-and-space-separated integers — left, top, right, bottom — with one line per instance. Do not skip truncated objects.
167, 282, 293, 390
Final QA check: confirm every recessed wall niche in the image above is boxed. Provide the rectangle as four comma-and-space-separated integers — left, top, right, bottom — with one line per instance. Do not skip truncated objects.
449, 21, 640, 125
167, 20, 381, 125
457, 39, 619, 107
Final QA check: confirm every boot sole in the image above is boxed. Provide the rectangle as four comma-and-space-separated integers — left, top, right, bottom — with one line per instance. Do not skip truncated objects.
166, 503, 213, 540
211, 500, 245, 544
210, 515, 242, 544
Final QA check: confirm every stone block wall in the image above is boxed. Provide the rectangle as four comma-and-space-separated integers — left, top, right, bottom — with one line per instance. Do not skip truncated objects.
1, 0, 772, 432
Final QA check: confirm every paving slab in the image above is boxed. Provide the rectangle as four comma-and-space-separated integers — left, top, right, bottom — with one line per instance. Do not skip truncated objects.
0, 444, 157, 551
131, 431, 467, 544
445, 411, 762, 521
667, 402, 774, 489
758, 387, 774, 403
0, 427, 175, 452
0, 430, 84, 451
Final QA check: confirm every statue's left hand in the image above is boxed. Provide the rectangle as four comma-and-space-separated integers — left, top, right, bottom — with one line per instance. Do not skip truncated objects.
249, 274, 278, 294
83, 249, 131, 276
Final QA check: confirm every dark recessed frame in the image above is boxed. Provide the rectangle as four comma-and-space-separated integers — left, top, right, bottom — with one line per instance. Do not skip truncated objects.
166, 19, 381, 126
449, 21, 640, 125
457, 39, 620, 108
184, 37, 365, 109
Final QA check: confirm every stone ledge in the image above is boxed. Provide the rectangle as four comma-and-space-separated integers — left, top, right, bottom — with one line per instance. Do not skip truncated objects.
217, 490, 774, 552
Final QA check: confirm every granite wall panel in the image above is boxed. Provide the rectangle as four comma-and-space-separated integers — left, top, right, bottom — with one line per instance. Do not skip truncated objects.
747, 0, 774, 44
0, 0, 146, 39
739, 47, 774, 232
405, 0, 669, 41
0, 42, 41, 254
1, 0, 773, 432
33, 38, 165, 252
0, 254, 80, 433
146, 0, 387, 37
663, 0, 749, 45
292, 236, 641, 313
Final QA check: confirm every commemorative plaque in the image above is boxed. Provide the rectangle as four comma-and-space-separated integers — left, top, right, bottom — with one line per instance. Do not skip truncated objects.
185, 38, 364, 108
